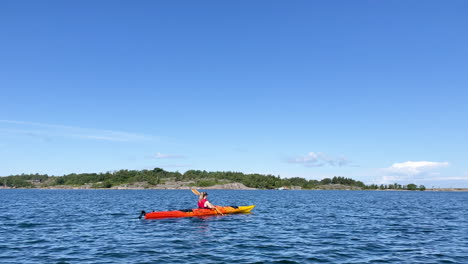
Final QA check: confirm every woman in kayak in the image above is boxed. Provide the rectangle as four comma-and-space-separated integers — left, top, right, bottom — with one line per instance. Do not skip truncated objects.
198, 192, 216, 209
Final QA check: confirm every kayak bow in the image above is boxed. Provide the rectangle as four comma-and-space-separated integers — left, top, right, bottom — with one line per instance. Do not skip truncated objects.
140, 205, 255, 219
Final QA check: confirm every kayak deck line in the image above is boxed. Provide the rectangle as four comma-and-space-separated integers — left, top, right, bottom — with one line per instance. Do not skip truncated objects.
139, 205, 255, 219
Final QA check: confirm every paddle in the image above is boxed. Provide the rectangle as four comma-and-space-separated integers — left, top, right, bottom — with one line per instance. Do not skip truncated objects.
191, 188, 224, 216
191, 189, 200, 196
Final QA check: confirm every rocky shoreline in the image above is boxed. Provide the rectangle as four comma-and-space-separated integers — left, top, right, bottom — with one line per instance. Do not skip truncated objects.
0, 181, 258, 190
109, 182, 257, 190
426, 188, 468, 192
2, 184, 467, 191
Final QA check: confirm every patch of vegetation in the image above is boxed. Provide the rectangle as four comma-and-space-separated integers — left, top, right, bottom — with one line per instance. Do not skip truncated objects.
91, 181, 113, 188
194, 180, 219, 187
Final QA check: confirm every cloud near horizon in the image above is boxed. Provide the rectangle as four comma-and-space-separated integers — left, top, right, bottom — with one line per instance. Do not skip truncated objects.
377, 161, 450, 184
287, 152, 350, 167
385, 161, 449, 176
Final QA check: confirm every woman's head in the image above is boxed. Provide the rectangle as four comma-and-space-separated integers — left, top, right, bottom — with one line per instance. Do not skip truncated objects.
200, 192, 208, 199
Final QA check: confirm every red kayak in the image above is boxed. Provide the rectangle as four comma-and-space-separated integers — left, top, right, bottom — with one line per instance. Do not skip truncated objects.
140, 205, 255, 219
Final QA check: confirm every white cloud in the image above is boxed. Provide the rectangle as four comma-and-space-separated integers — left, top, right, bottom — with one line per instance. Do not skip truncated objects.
287, 152, 350, 167
0, 119, 156, 142
155, 152, 186, 159
377, 161, 450, 184
385, 161, 449, 176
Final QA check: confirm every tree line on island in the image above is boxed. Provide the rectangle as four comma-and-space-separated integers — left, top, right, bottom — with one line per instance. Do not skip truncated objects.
0, 168, 426, 191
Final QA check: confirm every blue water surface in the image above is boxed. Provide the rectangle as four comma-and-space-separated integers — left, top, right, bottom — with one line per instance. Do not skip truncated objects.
0, 189, 466, 263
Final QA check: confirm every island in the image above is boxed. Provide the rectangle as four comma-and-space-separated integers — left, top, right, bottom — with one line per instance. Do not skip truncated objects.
0, 168, 433, 191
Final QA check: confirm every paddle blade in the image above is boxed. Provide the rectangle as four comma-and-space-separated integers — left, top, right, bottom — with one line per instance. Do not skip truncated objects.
191, 189, 200, 195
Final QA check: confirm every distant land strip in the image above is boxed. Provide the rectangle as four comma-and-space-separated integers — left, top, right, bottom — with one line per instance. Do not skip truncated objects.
0, 168, 449, 191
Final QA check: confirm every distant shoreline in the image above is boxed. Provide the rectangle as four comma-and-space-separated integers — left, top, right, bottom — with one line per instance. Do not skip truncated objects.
0, 169, 444, 191
1, 186, 467, 192
426, 188, 468, 192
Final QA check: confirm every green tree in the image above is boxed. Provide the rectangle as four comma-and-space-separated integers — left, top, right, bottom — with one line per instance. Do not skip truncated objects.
55, 177, 65, 185
320, 178, 332, 185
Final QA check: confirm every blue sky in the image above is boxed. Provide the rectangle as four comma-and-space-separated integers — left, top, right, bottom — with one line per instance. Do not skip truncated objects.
1, 1, 467, 187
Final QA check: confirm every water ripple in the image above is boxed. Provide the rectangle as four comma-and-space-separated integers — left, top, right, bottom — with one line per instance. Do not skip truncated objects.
0, 190, 467, 263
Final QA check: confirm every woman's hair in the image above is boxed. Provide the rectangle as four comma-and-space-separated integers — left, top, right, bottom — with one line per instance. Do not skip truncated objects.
201, 192, 208, 198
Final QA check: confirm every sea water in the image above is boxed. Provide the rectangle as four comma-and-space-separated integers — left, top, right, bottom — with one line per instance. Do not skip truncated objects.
0, 189, 466, 263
